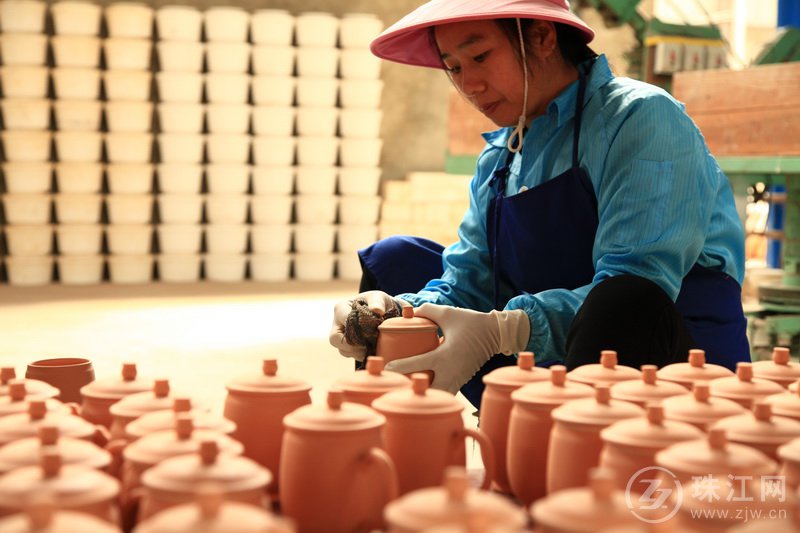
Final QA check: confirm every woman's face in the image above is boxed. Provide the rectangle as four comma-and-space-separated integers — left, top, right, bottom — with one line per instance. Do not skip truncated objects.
435, 19, 540, 127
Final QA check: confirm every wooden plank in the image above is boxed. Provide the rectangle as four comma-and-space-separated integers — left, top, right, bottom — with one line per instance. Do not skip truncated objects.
689, 107, 800, 156
447, 87, 497, 156
673, 63, 800, 115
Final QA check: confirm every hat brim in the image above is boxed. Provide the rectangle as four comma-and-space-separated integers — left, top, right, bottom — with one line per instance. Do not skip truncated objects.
370, 1, 595, 69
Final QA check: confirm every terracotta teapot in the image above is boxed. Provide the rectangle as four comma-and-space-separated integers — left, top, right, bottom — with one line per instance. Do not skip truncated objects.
0, 451, 120, 523
778, 435, 800, 491
711, 401, 800, 460
335, 356, 411, 406
0, 425, 112, 476
752, 346, 800, 388
530, 468, 639, 532
108, 379, 186, 440
566, 350, 642, 387
660, 381, 746, 430
138, 439, 271, 521
223, 358, 311, 500
132, 485, 294, 533
709, 362, 785, 408
479, 351, 550, 494
125, 397, 235, 441
280, 389, 398, 533
0, 495, 122, 532
377, 306, 439, 380
609, 365, 687, 407
0, 380, 70, 418
383, 466, 527, 533
0, 366, 59, 400
372, 373, 495, 495
598, 405, 704, 493
547, 385, 644, 494
25, 357, 95, 403
81, 362, 154, 428
0, 399, 108, 447
656, 349, 734, 389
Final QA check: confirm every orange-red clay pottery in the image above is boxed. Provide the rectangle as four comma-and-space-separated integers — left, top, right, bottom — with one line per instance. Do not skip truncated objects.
709, 361, 785, 408
0, 496, 122, 532
25, 357, 95, 403
0, 424, 111, 475
656, 349, 734, 389
609, 365, 687, 407
376, 306, 439, 381
372, 373, 495, 495
566, 350, 642, 387
0, 379, 69, 418
335, 356, 411, 406
0, 399, 108, 447
660, 381, 746, 430
81, 362, 154, 428
1, 366, 59, 399
711, 401, 800, 461
752, 346, 800, 388
778, 435, 800, 491
125, 397, 234, 441
506, 365, 593, 505
280, 389, 398, 533
108, 379, 182, 440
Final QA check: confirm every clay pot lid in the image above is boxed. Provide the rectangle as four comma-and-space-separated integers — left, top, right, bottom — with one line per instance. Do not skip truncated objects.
0, 494, 122, 533
551, 385, 644, 427
0, 451, 119, 508
656, 349, 734, 388
510, 366, 594, 407
765, 387, 800, 420
134, 484, 293, 533
124, 397, 235, 440
108, 379, 180, 418
124, 415, 244, 467
140, 440, 271, 494
712, 402, 800, 446
378, 306, 438, 332
226, 359, 312, 396
752, 347, 800, 387
282, 389, 385, 432
655, 428, 777, 477
384, 466, 527, 531
530, 468, 638, 531
566, 351, 642, 387
80, 362, 153, 400
0, 425, 111, 474
0, 401, 96, 444
709, 362, 785, 404
372, 374, 462, 416
0, 367, 59, 399
600, 405, 704, 449
661, 382, 747, 427
0, 380, 70, 417
482, 352, 551, 388
609, 365, 688, 406
334, 356, 411, 394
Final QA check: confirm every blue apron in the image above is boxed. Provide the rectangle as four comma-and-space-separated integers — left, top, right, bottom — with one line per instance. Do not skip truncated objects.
360, 60, 749, 407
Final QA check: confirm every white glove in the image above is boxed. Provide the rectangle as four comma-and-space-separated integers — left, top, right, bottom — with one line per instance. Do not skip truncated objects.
329, 290, 407, 361
384, 303, 531, 394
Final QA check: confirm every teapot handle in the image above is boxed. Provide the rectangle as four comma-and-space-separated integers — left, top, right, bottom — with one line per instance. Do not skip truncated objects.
105, 438, 128, 479
366, 446, 399, 502
460, 427, 495, 490
93, 424, 111, 448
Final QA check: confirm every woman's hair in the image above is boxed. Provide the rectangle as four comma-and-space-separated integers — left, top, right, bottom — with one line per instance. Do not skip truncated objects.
495, 18, 598, 67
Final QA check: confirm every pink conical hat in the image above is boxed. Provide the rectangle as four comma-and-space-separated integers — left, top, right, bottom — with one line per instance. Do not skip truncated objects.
370, 0, 595, 69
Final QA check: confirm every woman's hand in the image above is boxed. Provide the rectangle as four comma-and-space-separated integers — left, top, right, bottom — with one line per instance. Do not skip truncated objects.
385, 303, 530, 394
329, 290, 406, 361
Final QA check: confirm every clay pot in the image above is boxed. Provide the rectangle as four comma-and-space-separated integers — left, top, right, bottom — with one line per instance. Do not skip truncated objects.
764, 385, 800, 422
1, 366, 59, 399
383, 466, 527, 533
0, 424, 111, 475
280, 389, 399, 533
547, 385, 644, 493
507, 365, 594, 505
609, 365, 687, 407
108, 379, 182, 440
125, 397, 235, 441
711, 401, 800, 460
709, 362, 785, 408
0, 380, 70, 418
0, 400, 108, 447
657, 349, 734, 389
0, 451, 120, 523
372, 373, 495, 495
223, 359, 311, 500
25, 357, 95, 403
530, 468, 639, 532
0, 496, 121, 532
81, 362, 154, 428
598, 405, 704, 493
661, 382, 746, 430
138, 440, 271, 521
479, 351, 550, 494
566, 350, 642, 387
752, 346, 800, 388
132, 486, 294, 533
334, 356, 411, 406
376, 306, 439, 380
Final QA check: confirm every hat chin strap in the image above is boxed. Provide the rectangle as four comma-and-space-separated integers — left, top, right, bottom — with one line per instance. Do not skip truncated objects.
507, 18, 528, 154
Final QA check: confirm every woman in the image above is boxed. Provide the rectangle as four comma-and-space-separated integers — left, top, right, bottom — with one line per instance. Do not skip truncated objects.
329, 0, 749, 408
